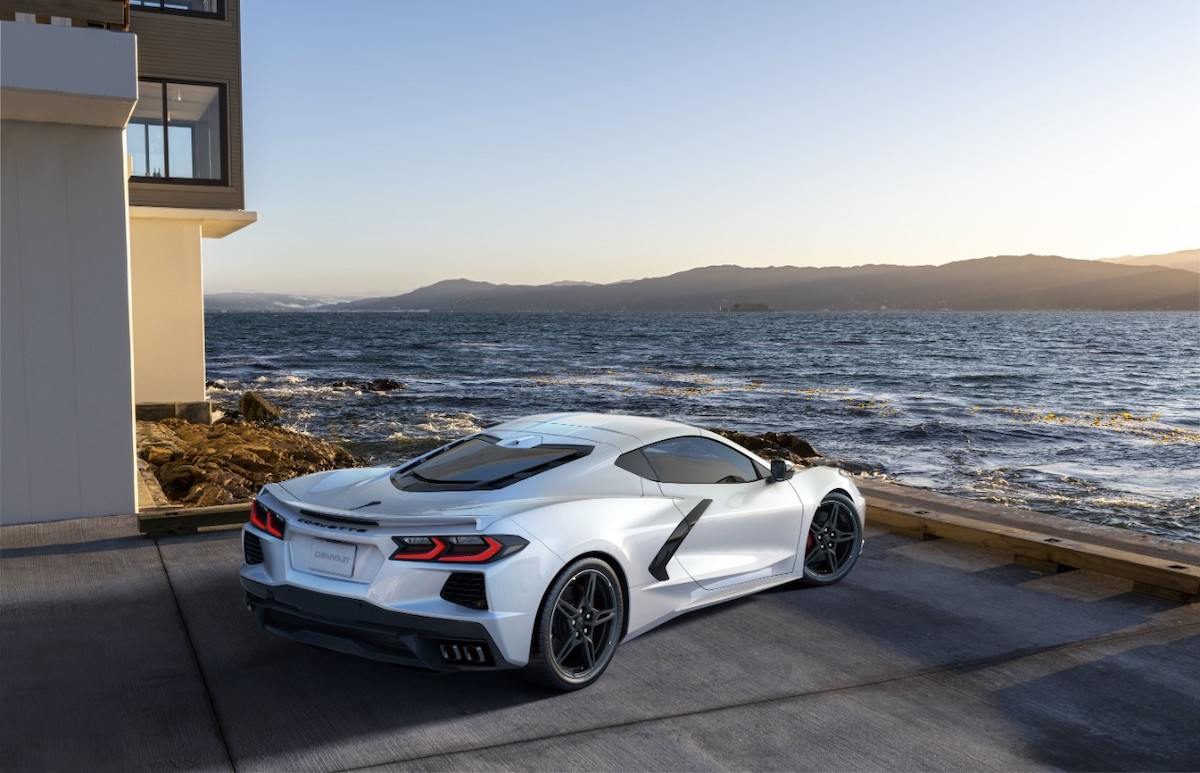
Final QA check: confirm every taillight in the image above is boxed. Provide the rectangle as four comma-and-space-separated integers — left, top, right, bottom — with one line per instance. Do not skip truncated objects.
249, 499, 286, 538
441, 536, 503, 563
389, 535, 526, 563
391, 536, 446, 561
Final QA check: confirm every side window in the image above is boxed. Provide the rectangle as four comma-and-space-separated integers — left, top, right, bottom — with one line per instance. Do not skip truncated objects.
615, 449, 658, 480
641, 437, 760, 485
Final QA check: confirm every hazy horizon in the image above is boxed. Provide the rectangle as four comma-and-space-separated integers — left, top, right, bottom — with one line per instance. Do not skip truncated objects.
207, 248, 1199, 299
204, 0, 1200, 296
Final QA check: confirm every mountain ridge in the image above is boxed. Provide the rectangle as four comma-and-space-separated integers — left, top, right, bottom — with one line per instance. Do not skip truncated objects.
325, 254, 1198, 312
205, 252, 1200, 312
1100, 248, 1199, 274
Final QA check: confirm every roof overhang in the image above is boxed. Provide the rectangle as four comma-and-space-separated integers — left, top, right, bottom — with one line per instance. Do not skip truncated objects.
129, 206, 258, 238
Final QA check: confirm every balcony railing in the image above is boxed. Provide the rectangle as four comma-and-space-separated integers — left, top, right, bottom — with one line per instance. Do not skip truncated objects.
0, 0, 129, 31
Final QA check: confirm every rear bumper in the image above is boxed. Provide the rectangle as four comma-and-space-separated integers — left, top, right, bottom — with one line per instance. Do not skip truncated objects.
242, 579, 518, 672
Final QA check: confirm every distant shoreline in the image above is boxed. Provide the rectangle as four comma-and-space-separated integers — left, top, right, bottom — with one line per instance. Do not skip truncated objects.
204, 307, 1200, 314
206, 253, 1200, 313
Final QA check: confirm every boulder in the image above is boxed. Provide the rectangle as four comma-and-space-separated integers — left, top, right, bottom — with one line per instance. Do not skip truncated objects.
136, 418, 360, 508
239, 391, 281, 422
712, 428, 820, 463
366, 378, 405, 392
329, 378, 405, 392
156, 462, 205, 499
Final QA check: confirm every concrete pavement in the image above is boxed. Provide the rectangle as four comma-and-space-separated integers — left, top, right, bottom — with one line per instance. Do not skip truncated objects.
2, 516, 1198, 771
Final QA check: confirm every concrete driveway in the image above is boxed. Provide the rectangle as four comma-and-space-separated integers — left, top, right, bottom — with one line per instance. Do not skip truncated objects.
2, 515, 1198, 771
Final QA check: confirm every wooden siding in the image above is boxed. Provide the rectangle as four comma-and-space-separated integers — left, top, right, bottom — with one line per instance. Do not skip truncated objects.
127, 0, 243, 210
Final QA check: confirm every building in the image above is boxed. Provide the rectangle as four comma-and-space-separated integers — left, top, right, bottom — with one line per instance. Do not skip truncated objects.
1, 0, 255, 524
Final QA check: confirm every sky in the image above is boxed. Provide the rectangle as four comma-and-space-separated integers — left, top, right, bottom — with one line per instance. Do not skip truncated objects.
203, 0, 1200, 296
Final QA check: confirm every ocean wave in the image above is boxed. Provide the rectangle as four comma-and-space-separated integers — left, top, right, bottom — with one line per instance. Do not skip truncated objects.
249, 384, 343, 397
412, 411, 485, 438
986, 407, 1200, 444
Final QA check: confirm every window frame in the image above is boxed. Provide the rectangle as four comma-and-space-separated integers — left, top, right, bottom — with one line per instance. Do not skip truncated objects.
130, 0, 226, 21
128, 77, 229, 186
618, 435, 765, 485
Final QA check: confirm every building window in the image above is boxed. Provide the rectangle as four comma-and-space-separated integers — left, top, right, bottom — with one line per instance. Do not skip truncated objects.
128, 80, 226, 184
130, 0, 223, 18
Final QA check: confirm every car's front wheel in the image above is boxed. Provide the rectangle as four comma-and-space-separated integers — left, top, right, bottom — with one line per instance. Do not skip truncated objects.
522, 557, 625, 691
800, 491, 864, 586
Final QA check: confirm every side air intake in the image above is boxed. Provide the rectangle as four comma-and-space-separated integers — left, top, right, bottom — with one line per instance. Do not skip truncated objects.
440, 572, 487, 610
243, 532, 264, 565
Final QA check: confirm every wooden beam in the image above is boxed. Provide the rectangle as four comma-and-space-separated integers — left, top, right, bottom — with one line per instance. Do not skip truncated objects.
866, 494, 1200, 599
138, 502, 249, 537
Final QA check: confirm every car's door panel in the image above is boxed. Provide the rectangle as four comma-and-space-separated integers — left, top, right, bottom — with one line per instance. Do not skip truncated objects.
657, 480, 805, 589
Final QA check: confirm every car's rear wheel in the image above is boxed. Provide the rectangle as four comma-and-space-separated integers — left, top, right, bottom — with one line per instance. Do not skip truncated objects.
522, 557, 625, 691
800, 492, 863, 586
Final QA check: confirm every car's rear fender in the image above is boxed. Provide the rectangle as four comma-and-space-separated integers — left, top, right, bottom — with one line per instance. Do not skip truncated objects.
509, 495, 706, 639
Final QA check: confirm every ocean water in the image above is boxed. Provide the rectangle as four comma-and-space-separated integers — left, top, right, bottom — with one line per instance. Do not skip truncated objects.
205, 311, 1200, 541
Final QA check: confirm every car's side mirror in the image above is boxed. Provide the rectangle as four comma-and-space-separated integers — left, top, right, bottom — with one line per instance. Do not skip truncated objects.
768, 458, 795, 482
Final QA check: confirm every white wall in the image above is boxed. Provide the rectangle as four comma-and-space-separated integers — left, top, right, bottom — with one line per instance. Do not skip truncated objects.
1, 120, 138, 523
0, 21, 137, 128
129, 217, 207, 404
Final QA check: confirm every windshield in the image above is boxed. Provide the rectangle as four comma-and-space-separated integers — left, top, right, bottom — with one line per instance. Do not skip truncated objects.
392, 434, 593, 491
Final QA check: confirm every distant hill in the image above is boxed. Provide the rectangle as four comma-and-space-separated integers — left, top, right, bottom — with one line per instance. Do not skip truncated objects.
1100, 249, 1200, 274
205, 292, 359, 312
327, 255, 1198, 312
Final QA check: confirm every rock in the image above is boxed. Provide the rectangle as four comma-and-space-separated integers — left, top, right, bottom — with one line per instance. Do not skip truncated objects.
205, 379, 228, 390
759, 431, 820, 459
136, 418, 361, 508
239, 391, 281, 422
156, 462, 205, 499
712, 428, 821, 463
366, 378, 405, 392
824, 458, 885, 475
145, 445, 175, 466
183, 480, 240, 507
330, 378, 405, 392
227, 447, 273, 473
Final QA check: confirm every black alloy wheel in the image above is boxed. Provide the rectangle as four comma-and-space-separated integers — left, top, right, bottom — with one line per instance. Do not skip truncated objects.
523, 557, 625, 691
801, 491, 864, 585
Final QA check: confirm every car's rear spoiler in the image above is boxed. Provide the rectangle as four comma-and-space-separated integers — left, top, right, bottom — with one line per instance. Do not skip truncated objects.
276, 498, 506, 531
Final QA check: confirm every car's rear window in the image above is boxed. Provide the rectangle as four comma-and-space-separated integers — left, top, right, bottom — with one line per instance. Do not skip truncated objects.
391, 434, 593, 491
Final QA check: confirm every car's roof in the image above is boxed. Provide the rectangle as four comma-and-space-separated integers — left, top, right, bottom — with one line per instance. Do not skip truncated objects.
491, 412, 700, 452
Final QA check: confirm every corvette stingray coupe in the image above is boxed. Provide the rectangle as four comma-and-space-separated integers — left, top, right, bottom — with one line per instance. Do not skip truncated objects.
240, 413, 866, 690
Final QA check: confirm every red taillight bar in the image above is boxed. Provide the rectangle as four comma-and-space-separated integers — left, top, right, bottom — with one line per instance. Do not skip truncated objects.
249, 499, 285, 538
389, 535, 527, 563
391, 536, 446, 561
265, 510, 285, 538
249, 500, 268, 531
439, 536, 503, 563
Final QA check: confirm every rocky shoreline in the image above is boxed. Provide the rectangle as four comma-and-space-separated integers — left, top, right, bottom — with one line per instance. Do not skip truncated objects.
137, 391, 869, 508
137, 409, 358, 508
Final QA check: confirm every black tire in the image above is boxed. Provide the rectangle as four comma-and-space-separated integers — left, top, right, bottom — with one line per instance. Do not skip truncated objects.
521, 556, 625, 691
800, 491, 864, 586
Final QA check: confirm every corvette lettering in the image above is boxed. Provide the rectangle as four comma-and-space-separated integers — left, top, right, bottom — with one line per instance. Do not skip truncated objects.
298, 517, 368, 533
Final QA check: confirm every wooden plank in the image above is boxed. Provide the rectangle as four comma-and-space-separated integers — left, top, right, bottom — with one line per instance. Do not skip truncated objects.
137, 501, 249, 537
867, 496, 1200, 599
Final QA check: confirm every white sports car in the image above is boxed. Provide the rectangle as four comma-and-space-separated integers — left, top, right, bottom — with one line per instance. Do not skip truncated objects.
240, 412, 867, 690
